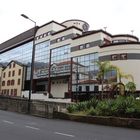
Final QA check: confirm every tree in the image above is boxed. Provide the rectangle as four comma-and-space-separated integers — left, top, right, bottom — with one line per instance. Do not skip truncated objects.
96, 61, 115, 98
96, 61, 135, 98
110, 66, 134, 83
109, 65, 135, 96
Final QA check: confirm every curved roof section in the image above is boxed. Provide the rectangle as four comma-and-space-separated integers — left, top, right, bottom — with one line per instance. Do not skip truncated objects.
100, 42, 140, 48
62, 19, 90, 27
113, 34, 139, 41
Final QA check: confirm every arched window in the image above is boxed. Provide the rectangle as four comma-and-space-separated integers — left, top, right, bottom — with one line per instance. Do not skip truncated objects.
11, 80, 15, 85
7, 80, 10, 86
2, 81, 5, 86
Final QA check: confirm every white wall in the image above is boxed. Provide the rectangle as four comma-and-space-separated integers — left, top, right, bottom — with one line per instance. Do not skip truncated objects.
100, 44, 140, 90
51, 79, 68, 98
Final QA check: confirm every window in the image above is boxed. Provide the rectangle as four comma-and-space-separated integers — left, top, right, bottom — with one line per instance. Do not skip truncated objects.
8, 71, 11, 77
35, 36, 39, 40
18, 79, 20, 85
2, 81, 5, 86
3, 72, 6, 78
86, 86, 90, 92
57, 38, 61, 42
43, 33, 47, 37
4, 89, 6, 95
12, 70, 15, 76
79, 45, 84, 50
14, 89, 17, 96
47, 32, 51, 35
18, 69, 21, 75
85, 43, 90, 48
13, 63, 15, 68
7, 80, 10, 86
94, 86, 99, 91
39, 35, 43, 39
9, 64, 11, 69
11, 80, 15, 85
11, 89, 13, 96
7, 89, 9, 96
79, 86, 82, 91
61, 36, 65, 41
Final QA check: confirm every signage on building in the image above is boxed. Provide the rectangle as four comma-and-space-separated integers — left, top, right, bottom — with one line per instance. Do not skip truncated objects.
50, 63, 70, 76
34, 63, 71, 79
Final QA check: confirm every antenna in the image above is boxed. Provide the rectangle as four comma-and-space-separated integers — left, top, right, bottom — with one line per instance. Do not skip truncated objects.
131, 30, 134, 35
104, 27, 107, 31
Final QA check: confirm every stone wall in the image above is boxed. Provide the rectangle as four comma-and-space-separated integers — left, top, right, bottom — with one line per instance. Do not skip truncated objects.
0, 96, 71, 118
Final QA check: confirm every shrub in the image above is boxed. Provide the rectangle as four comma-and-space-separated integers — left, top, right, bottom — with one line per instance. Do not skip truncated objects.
87, 107, 97, 116
67, 104, 76, 113
96, 100, 115, 116
87, 98, 98, 109
75, 102, 87, 112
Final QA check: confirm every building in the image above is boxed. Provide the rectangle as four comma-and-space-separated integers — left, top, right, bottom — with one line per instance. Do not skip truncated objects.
0, 64, 4, 92
1, 61, 26, 96
0, 19, 140, 98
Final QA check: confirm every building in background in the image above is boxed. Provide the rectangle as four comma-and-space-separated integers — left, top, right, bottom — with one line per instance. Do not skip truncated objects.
0, 61, 26, 96
0, 19, 140, 98
0, 64, 4, 93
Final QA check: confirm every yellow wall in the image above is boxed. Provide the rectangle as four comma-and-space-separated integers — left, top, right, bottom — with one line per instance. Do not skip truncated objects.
1, 61, 25, 97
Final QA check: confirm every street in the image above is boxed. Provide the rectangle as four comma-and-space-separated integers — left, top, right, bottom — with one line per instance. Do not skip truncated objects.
0, 110, 140, 140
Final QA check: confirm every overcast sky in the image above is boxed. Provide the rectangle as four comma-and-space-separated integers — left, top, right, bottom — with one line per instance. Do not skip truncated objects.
0, 0, 140, 43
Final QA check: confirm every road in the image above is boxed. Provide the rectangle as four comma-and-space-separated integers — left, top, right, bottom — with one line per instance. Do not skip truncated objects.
0, 110, 140, 140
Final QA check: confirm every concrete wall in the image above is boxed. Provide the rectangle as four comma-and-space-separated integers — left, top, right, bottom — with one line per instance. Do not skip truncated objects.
0, 96, 71, 118
51, 79, 68, 98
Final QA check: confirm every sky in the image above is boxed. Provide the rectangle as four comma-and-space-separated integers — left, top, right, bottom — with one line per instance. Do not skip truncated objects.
0, 0, 140, 43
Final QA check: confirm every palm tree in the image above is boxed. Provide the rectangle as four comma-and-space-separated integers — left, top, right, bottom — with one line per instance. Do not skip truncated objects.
96, 61, 114, 98
96, 61, 134, 97
109, 65, 134, 96
111, 66, 134, 83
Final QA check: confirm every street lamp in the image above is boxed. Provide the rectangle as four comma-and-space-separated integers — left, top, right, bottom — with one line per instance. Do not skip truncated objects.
21, 14, 37, 113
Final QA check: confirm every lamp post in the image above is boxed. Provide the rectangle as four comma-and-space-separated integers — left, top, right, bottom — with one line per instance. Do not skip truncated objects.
21, 14, 36, 113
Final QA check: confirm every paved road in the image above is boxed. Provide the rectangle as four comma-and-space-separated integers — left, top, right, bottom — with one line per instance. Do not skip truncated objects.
0, 110, 140, 140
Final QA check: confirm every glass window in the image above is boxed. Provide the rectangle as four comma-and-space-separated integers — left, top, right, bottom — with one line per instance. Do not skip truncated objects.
79, 45, 84, 50
51, 44, 71, 77
0, 41, 33, 80
72, 53, 99, 92
85, 43, 90, 48
34, 41, 50, 79
57, 38, 61, 42
61, 36, 65, 41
